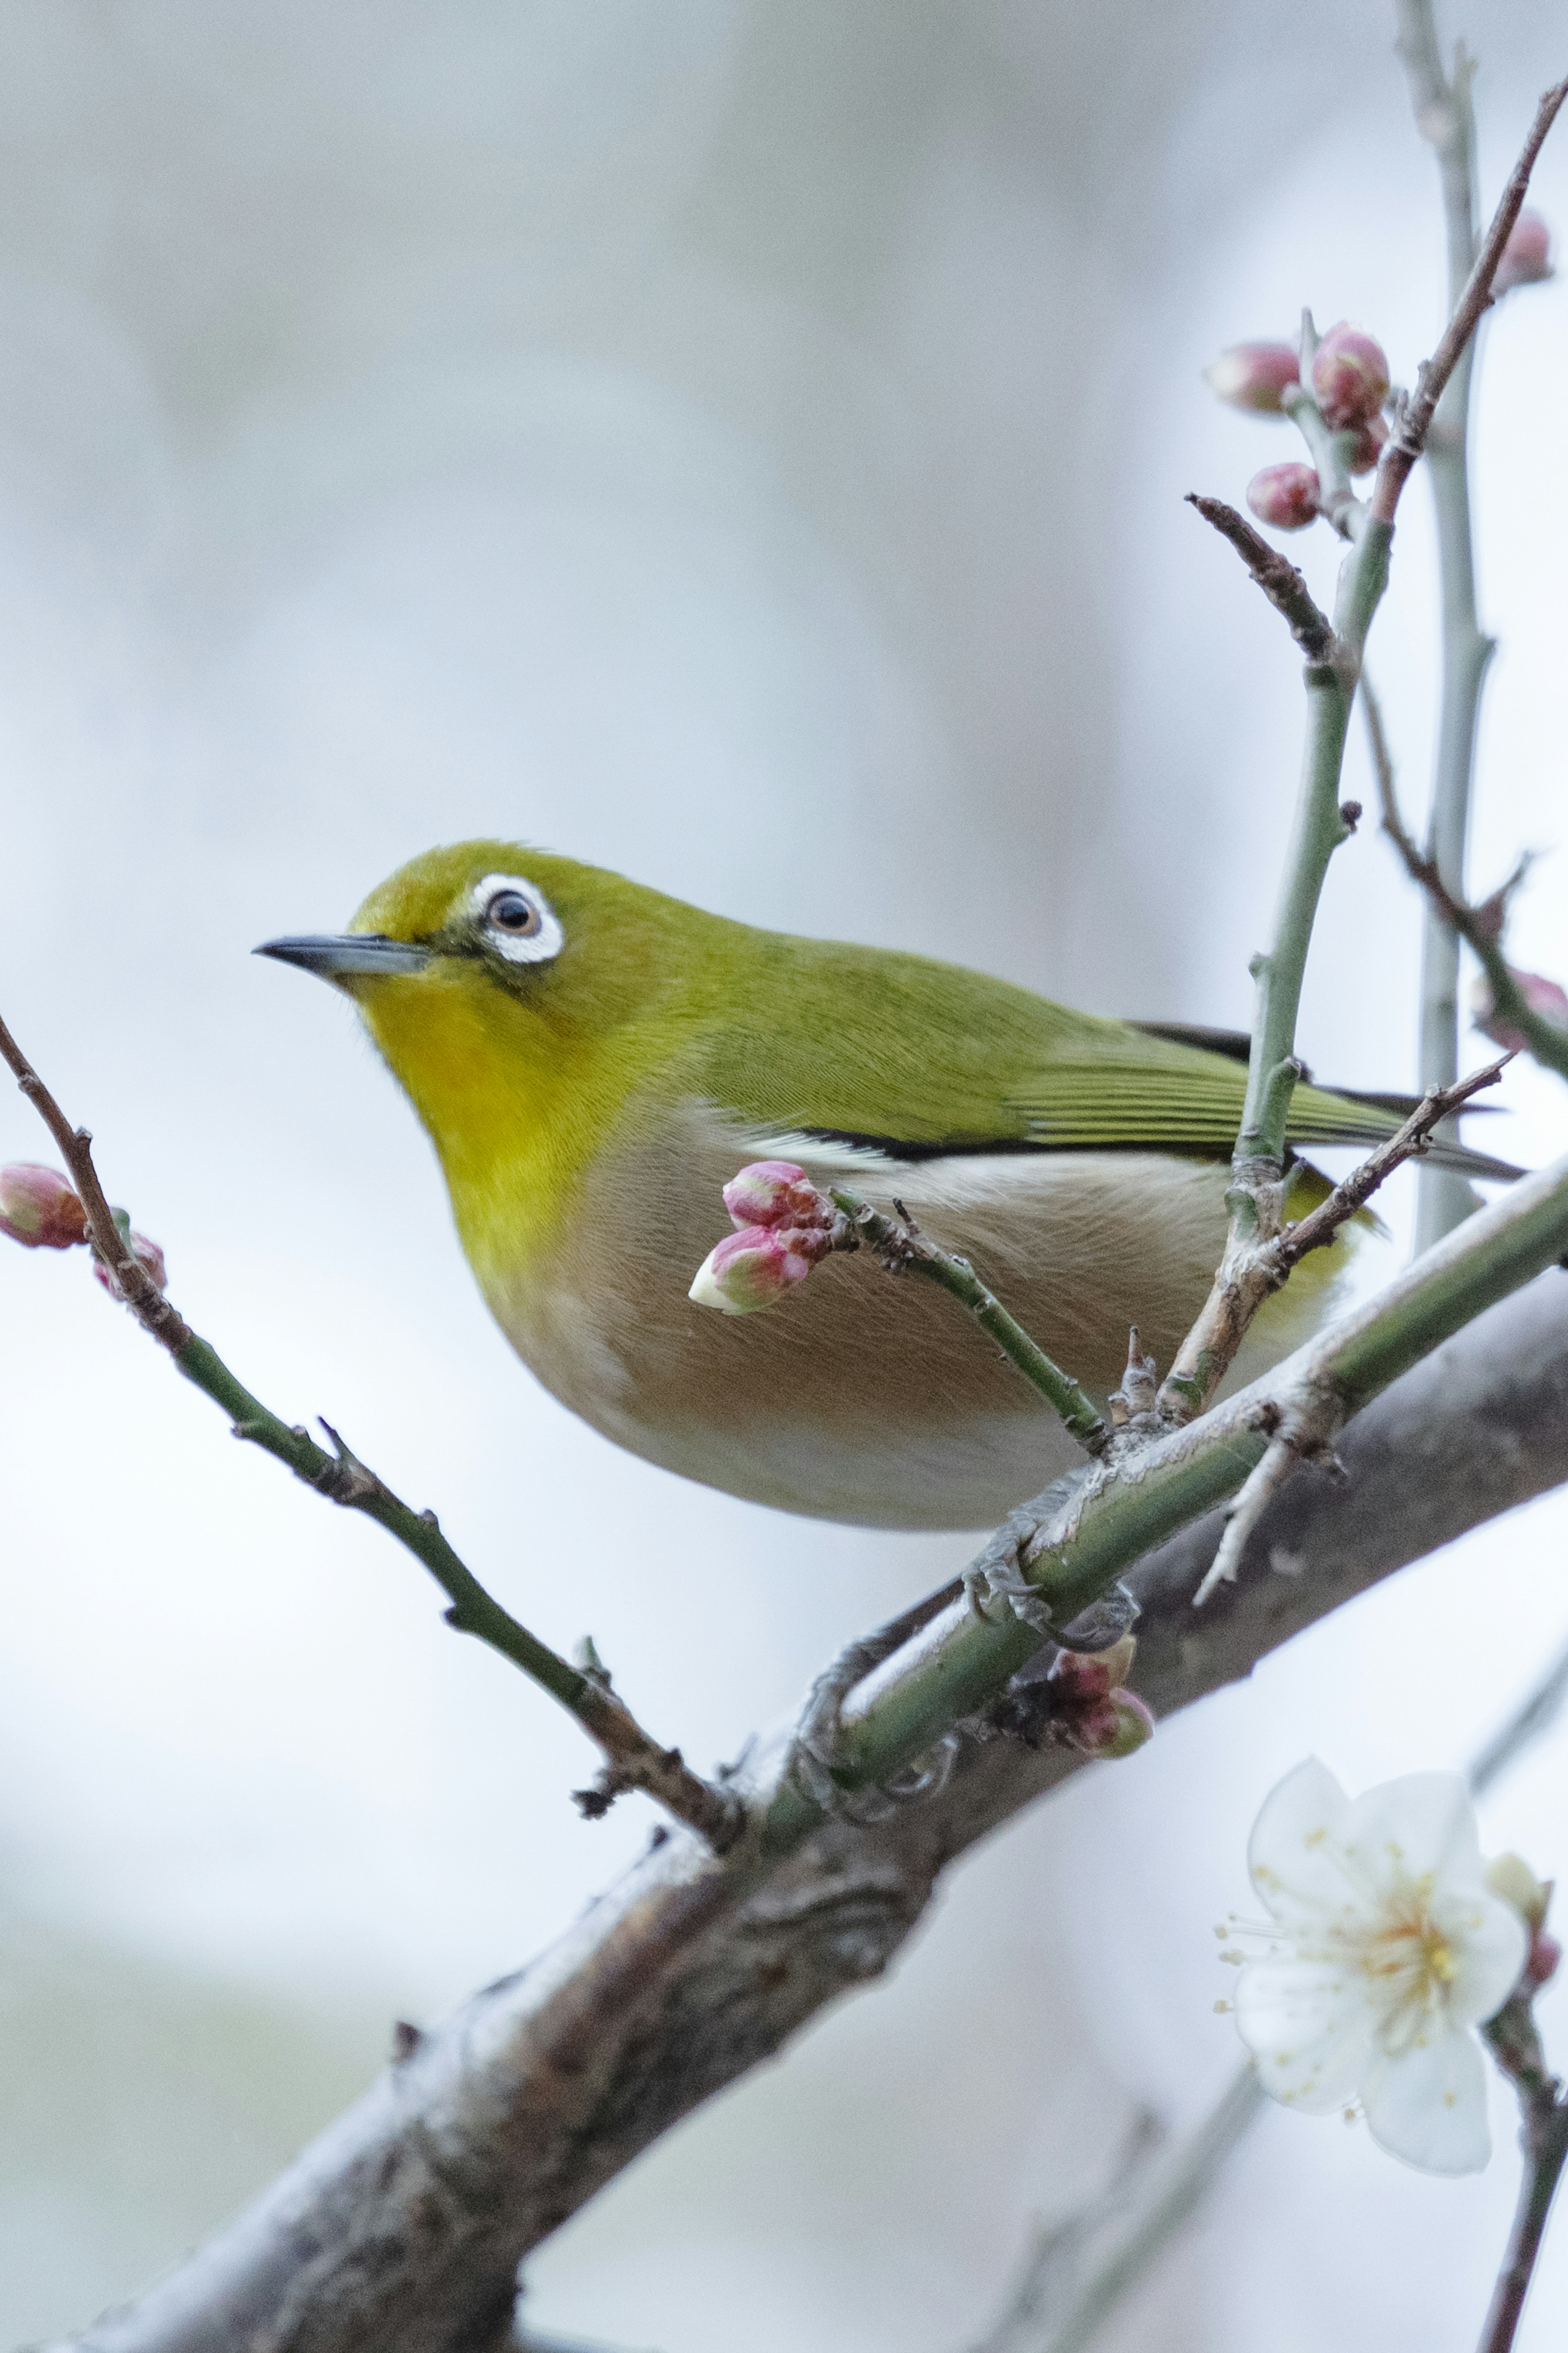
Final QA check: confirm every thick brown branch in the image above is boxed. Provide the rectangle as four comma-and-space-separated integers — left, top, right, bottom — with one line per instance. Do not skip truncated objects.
1373, 76, 1568, 525
1184, 495, 1337, 661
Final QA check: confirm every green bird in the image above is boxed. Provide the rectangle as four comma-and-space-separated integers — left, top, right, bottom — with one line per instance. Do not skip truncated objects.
258, 841, 1513, 1531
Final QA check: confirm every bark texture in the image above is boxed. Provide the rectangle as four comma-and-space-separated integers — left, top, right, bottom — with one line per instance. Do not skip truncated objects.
55, 1271, 1568, 2353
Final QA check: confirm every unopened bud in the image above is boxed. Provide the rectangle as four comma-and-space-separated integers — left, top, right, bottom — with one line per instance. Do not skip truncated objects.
94, 1230, 169, 1299
1049, 1638, 1152, 1756
722, 1160, 829, 1231
1246, 462, 1321, 531
1494, 210, 1553, 295
1472, 966, 1568, 1056
1310, 322, 1391, 430
1344, 410, 1389, 476
1058, 1687, 1155, 1758
688, 1221, 833, 1316
1486, 1851, 1552, 1936
1526, 1929, 1561, 1992
0, 1162, 88, 1249
1203, 341, 1301, 414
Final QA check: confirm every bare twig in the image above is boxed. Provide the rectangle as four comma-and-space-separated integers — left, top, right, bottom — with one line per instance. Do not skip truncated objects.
1479, 1993, 1568, 2353
1365, 681, 1568, 1083
1183, 496, 1336, 660
1394, 1, 1499, 1249
967, 2079, 1263, 2353
1192, 1423, 1306, 1606
829, 1187, 1109, 1456
0, 1012, 192, 1350
1276, 1053, 1513, 1261
1373, 75, 1568, 526
0, 1014, 745, 1853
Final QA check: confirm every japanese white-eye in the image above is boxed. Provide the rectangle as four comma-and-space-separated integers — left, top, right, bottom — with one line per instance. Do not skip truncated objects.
258, 841, 1511, 1530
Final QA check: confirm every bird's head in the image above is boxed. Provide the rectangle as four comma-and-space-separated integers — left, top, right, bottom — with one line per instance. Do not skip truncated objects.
257, 840, 724, 1214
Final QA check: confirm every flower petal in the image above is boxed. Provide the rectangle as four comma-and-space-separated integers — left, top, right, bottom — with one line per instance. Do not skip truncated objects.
1429, 1886, 1530, 2028
1247, 1758, 1359, 1925
1234, 1957, 1374, 2113
1338, 1771, 1481, 1907
1361, 2029, 1491, 2175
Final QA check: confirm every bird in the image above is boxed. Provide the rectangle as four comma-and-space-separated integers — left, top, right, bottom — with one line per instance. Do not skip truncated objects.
257, 841, 1516, 1532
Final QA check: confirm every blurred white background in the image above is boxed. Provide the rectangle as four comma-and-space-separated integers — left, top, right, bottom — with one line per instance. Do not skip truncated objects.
0, 2, 1565, 2346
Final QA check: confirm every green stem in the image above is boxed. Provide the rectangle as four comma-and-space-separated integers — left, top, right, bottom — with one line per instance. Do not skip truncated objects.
830, 1190, 1107, 1453
762, 1150, 1568, 1844
1396, 1, 1497, 1252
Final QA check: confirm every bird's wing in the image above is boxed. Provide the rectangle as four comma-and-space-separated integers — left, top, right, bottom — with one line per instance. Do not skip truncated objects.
693, 938, 1520, 1181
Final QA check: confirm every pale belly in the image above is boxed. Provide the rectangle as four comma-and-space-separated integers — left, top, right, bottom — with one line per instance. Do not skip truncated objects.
479, 1104, 1352, 1531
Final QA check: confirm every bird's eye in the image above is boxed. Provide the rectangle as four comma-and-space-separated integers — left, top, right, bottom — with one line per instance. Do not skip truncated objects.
468, 872, 565, 966
486, 889, 539, 937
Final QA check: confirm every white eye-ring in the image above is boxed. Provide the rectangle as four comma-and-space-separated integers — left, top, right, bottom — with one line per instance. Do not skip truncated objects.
470, 873, 565, 966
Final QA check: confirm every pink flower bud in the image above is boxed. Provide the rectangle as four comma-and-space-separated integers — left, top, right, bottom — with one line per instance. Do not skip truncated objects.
1472, 966, 1568, 1056
93, 1230, 169, 1299
1345, 410, 1389, 476
722, 1160, 829, 1232
688, 1222, 833, 1316
0, 1162, 88, 1249
1310, 322, 1390, 430
1494, 210, 1553, 294
1526, 1929, 1561, 1992
1203, 341, 1301, 414
1245, 462, 1321, 531
1049, 1638, 1152, 1755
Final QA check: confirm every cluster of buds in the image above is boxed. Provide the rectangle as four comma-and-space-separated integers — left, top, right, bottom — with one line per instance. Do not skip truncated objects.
1207, 319, 1394, 531
1472, 964, 1568, 1057
688, 1160, 844, 1316
1047, 1637, 1155, 1758
0, 1161, 167, 1294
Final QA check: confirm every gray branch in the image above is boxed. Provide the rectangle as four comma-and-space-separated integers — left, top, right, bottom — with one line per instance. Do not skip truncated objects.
49, 1270, 1568, 2353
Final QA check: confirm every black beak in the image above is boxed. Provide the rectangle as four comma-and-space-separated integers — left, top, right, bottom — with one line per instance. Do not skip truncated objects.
254, 934, 432, 981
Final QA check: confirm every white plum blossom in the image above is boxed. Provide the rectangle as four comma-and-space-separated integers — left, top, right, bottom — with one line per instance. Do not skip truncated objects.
1229, 1759, 1529, 2175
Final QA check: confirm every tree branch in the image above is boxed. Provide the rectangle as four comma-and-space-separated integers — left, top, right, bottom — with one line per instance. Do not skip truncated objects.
1156, 73, 1564, 1425
1478, 1996, 1568, 2353
1372, 74, 1568, 527
1365, 679, 1568, 1084
49, 1268, 1568, 2353
0, 1019, 744, 1853
1182, 496, 1336, 660
1394, 0, 1499, 1250
829, 1187, 1108, 1454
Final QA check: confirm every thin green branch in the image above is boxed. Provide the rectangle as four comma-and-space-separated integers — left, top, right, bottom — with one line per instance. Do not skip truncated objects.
760, 1148, 1568, 1844
1156, 73, 1565, 1427
830, 1188, 1109, 1454
1396, 0, 1499, 1250
0, 1013, 743, 1852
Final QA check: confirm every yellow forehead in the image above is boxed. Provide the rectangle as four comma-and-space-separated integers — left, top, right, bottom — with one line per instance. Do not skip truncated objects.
350, 839, 573, 941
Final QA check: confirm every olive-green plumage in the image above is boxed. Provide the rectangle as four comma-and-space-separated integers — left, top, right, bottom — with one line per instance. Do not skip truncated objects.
258, 840, 1512, 1530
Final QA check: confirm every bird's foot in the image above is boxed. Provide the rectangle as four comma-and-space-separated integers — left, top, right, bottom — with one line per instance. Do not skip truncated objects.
786, 1585, 962, 1823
